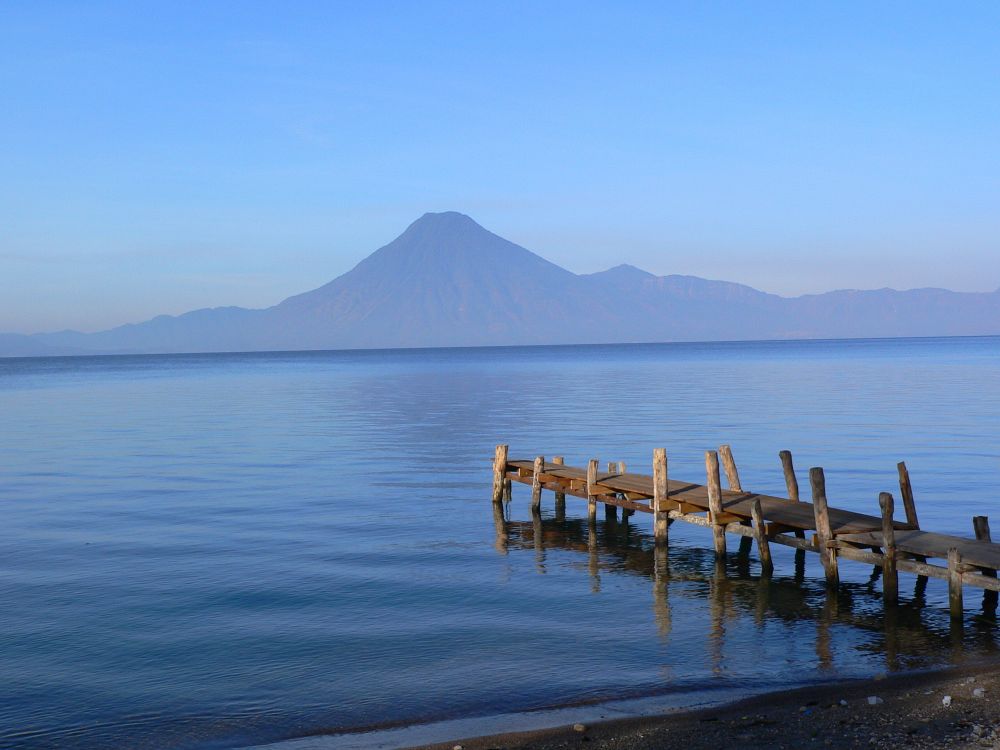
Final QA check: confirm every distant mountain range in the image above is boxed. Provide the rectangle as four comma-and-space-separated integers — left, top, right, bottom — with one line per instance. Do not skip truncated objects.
3, 211, 999, 357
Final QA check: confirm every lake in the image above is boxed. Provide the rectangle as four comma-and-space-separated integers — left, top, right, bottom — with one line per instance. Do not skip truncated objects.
2, 337, 999, 749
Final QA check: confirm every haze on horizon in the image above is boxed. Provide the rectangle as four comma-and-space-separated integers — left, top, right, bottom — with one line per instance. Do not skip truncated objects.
2, 2, 999, 334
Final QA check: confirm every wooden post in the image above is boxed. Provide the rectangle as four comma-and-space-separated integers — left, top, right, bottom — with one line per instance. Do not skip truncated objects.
603, 462, 619, 521
503, 477, 512, 501
750, 497, 773, 576
552, 456, 565, 521
653, 448, 669, 546
973, 516, 998, 615
705, 450, 727, 558
779, 450, 799, 501
948, 547, 964, 621
492, 444, 508, 504
879, 492, 898, 605
618, 461, 634, 518
897, 461, 919, 528
531, 456, 544, 510
587, 458, 598, 522
719, 444, 742, 491
720, 444, 753, 559
810, 467, 839, 587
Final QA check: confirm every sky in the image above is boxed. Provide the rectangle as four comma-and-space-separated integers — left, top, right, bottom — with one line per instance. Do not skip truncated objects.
2, 2, 999, 333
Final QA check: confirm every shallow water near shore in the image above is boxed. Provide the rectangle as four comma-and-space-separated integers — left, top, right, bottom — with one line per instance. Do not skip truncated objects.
2, 337, 1000, 749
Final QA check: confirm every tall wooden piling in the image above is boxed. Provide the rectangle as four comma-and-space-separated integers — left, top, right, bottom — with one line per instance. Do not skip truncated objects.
973, 516, 998, 614
720, 444, 754, 559
779, 450, 799, 501
553, 456, 565, 520
492, 444, 508, 503
810, 467, 839, 587
705, 450, 727, 557
948, 547, 964, 620
653, 448, 669, 545
897, 461, 920, 529
531, 456, 544, 510
879, 492, 898, 605
587, 459, 598, 522
750, 497, 773, 575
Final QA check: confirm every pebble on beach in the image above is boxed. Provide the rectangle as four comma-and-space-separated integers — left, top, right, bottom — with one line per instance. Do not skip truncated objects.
867, 696, 883, 705
942, 695, 952, 707
573, 723, 587, 733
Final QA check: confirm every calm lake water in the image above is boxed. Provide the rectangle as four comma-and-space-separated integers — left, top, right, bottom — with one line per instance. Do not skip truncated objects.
2, 338, 1000, 749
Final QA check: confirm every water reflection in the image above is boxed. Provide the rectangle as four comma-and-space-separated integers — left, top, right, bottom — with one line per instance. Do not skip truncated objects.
497, 511, 1000, 674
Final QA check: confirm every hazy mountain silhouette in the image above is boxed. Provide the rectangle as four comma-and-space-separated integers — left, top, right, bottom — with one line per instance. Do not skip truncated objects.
3, 211, 999, 356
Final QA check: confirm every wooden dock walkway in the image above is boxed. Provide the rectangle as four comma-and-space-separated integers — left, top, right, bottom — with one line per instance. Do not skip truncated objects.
491, 444, 1000, 620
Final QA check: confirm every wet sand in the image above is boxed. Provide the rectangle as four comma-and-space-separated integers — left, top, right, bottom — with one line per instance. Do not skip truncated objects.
413, 661, 1000, 750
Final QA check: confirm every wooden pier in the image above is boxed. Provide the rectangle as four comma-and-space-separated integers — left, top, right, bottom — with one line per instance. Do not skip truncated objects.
491, 444, 1000, 620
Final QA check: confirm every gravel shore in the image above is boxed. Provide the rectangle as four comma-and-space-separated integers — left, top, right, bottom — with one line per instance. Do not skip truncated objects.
413, 661, 1000, 750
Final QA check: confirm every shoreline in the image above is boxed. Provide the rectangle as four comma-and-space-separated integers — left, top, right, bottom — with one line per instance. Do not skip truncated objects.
408, 660, 1000, 750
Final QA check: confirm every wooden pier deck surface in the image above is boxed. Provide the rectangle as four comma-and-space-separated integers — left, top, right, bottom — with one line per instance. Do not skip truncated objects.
493, 447, 1000, 620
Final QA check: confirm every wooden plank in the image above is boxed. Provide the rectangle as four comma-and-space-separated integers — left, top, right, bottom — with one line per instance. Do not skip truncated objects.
879, 492, 898, 605
810, 467, 839, 587
838, 529, 1000, 570
706, 450, 726, 557
751, 497, 773, 576
492, 444, 508, 503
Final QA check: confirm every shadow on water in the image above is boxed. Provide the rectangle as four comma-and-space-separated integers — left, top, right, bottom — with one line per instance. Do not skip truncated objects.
494, 504, 1000, 675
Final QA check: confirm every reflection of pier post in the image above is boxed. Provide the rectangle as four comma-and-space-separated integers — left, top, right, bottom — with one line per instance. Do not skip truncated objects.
652, 554, 672, 642
883, 601, 899, 672
754, 576, 770, 627
532, 508, 545, 573
709, 559, 726, 674
493, 501, 508, 554
588, 517, 600, 593
816, 589, 837, 671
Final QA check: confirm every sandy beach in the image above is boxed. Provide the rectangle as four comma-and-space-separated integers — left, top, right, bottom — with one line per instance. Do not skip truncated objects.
414, 661, 1000, 750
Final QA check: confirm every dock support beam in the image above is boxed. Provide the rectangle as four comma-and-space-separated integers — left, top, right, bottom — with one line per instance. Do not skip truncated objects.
720, 444, 754, 560
879, 492, 898, 605
492, 444, 508, 504
531, 456, 544, 511
553, 456, 565, 521
897, 461, 919, 528
587, 459, 598, 522
706, 450, 727, 558
750, 497, 773, 576
810, 467, 839, 587
973, 516, 997, 616
653, 448, 669, 546
948, 547, 964, 620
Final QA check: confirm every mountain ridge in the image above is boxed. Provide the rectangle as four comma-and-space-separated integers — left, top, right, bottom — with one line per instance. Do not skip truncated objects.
3, 212, 999, 357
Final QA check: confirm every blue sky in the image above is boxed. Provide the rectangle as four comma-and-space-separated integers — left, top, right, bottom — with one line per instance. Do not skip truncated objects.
2, 2, 998, 332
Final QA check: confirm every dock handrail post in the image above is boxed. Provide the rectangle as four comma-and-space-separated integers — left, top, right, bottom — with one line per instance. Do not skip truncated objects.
653, 448, 669, 546
810, 467, 839, 588
897, 461, 920, 529
618, 462, 634, 518
879, 492, 898, 605
587, 459, 599, 522
705, 450, 727, 558
531, 456, 544, 511
492, 444, 509, 504
604, 462, 618, 521
750, 497, 773, 576
552, 456, 565, 521
720, 444, 754, 560
948, 547, 964, 621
